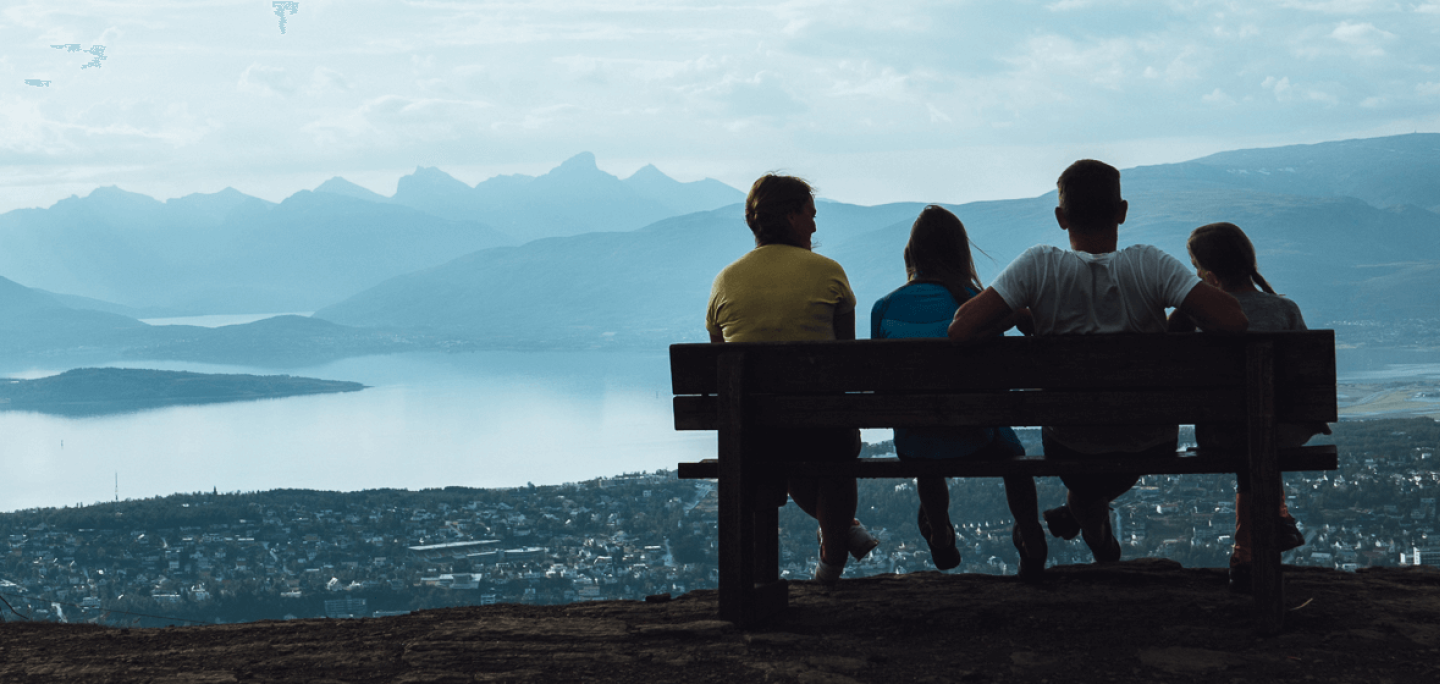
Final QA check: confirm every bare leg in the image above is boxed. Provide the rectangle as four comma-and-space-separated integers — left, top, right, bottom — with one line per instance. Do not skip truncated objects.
915, 476, 951, 532
1002, 475, 1040, 528
1067, 489, 1119, 562
1004, 475, 1045, 543
790, 475, 856, 565
788, 477, 819, 518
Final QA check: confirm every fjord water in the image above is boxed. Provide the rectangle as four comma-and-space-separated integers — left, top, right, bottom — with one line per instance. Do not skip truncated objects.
0, 348, 716, 512
1, 319, 1431, 512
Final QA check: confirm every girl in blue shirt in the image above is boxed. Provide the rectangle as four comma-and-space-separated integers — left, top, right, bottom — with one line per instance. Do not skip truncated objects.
870, 205, 1047, 580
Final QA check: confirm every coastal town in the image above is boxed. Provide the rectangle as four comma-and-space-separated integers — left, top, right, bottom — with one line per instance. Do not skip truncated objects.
0, 418, 1436, 626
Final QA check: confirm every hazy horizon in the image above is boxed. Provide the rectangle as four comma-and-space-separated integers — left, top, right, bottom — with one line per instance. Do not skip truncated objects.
5, 2, 1440, 214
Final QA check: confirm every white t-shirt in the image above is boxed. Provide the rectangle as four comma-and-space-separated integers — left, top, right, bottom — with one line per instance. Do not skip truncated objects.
991, 244, 1203, 454
992, 244, 1201, 336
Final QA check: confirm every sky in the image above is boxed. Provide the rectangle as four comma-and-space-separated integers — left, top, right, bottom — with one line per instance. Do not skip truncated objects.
3, 0, 1440, 214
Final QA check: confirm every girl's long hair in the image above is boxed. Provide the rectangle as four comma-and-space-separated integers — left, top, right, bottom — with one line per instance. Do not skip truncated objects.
1186, 222, 1276, 294
904, 205, 984, 305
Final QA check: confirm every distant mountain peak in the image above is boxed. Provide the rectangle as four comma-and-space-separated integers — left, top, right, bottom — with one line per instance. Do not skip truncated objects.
626, 164, 669, 182
316, 176, 361, 192
315, 177, 390, 202
400, 166, 472, 191
52, 186, 165, 212
620, 163, 745, 214
87, 186, 154, 201
558, 152, 598, 171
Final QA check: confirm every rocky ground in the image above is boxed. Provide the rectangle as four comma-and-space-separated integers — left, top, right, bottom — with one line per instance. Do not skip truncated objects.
2, 560, 1438, 683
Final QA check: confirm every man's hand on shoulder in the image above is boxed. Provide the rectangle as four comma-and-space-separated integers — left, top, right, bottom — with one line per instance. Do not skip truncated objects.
1166, 309, 1198, 333
948, 288, 1015, 342
1011, 308, 1035, 336
1178, 283, 1248, 333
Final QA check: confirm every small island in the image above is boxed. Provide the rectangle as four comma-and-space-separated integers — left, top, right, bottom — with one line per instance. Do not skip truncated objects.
0, 368, 365, 416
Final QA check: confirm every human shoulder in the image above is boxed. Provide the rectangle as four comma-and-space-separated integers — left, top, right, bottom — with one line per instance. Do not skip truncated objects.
755, 244, 847, 270
1233, 290, 1306, 331
992, 245, 1066, 310
1021, 243, 1069, 260
1116, 243, 1181, 262
884, 280, 953, 299
795, 245, 847, 271
998, 244, 1071, 276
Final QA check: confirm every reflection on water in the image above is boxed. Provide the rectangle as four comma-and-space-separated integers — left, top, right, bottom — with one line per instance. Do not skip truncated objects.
0, 351, 715, 512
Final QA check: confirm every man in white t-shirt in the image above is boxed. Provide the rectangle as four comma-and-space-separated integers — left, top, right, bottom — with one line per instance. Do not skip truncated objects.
948, 159, 1248, 563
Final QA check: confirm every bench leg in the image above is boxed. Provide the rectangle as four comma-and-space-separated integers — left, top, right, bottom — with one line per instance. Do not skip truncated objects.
1250, 462, 1284, 635
718, 471, 788, 626
715, 351, 788, 628
1247, 341, 1284, 635
755, 502, 781, 584
748, 501, 788, 625
717, 472, 755, 624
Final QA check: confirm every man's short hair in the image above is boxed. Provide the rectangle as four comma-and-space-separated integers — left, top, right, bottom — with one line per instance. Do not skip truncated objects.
1057, 160, 1122, 231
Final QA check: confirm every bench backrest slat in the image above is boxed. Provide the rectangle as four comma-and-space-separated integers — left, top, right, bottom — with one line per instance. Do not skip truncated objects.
671, 332, 1337, 429
675, 385, 1337, 429
671, 332, 1333, 394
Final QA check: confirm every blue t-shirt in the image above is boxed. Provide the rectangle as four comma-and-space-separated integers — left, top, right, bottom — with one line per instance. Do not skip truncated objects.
870, 281, 1024, 460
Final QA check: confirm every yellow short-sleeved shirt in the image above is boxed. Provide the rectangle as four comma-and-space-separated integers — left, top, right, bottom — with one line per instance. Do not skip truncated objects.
706, 244, 857, 343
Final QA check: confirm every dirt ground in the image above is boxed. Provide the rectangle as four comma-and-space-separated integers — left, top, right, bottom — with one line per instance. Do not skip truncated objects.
2, 560, 1438, 683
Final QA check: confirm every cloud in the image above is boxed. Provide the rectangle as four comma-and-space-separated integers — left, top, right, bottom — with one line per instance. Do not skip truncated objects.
5, 0, 1440, 214
0, 95, 215, 160
699, 72, 809, 119
303, 95, 495, 146
1330, 21, 1394, 57
1202, 88, 1236, 106
1261, 75, 1339, 105
829, 62, 911, 100
306, 67, 353, 95
1277, 0, 1393, 13
237, 64, 297, 97
1004, 33, 1145, 93
1262, 75, 1294, 99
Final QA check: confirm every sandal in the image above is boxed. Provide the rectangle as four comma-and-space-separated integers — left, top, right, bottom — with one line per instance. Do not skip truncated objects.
847, 520, 880, 560
917, 507, 962, 571
1012, 522, 1048, 583
1228, 561, 1252, 594
814, 556, 845, 585
1043, 506, 1081, 540
814, 530, 847, 584
1276, 516, 1305, 552
816, 521, 881, 561
1086, 518, 1122, 564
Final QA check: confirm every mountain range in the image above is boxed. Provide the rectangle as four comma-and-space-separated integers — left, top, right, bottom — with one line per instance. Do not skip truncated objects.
0, 154, 743, 316
361, 152, 745, 242
2, 135, 1439, 363
317, 134, 1440, 344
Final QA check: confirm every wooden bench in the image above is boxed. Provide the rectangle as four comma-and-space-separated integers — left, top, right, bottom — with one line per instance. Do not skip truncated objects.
672, 331, 1339, 635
